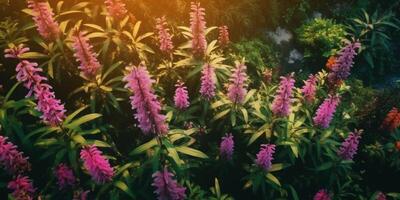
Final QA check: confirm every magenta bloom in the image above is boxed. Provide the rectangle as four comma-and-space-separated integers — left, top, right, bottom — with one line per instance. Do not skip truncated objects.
227, 62, 247, 104
190, 2, 207, 57
376, 192, 386, 200
338, 130, 362, 160
55, 163, 76, 190
8, 175, 35, 200
27, 0, 60, 40
104, 0, 128, 19
255, 144, 276, 171
152, 167, 186, 200
301, 74, 317, 103
271, 74, 295, 117
4, 44, 29, 59
156, 16, 174, 54
174, 81, 190, 110
72, 31, 101, 78
218, 25, 230, 48
0, 136, 30, 174
313, 95, 341, 129
313, 189, 331, 200
200, 63, 216, 100
80, 145, 114, 184
73, 190, 90, 200
328, 41, 361, 84
123, 62, 168, 135
220, 134, 234, 160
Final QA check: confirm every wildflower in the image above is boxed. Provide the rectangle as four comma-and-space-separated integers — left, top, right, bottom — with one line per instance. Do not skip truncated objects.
395, 141, 400, 151
313, 189, 331, 200
338, 130, 362, 160
72, 30, 101, 78
263, 68, 272, 84
8, 175, 35, 200
328, 41, 361, 84
0, 136, 30, 174
55, 164, 76, 190
27, 0, 60, 40
80, 145, 114, 184
123, 62, 168, 135
104, 0, 128, 19
218, 25, 230, 48
326, 56, 336, 71
313, 95, 341, 128
152, 167, 186, 200
376, 192, 386, 200
156, 16, 174, 54
301, 74, 317, 103
190, 2, 207, 57
73, 190, 90, 200
199, 63, 216, 100
255, 144, 276, 171
381, 107, 400, 132
4, 44, 29, 59
174, 81, 190, 110
220, 134, 234, 160
271, 74, 295, 117
227, 62, 247, 104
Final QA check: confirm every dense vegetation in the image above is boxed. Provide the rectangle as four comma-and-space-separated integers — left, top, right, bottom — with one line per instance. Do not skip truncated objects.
0, 0, 399, 199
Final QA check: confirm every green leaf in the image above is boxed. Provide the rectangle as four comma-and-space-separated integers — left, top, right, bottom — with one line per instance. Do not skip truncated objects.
175, 146, 208, 159
64, 106, 88, 124
90, 140, 111, 147
72, 134, 86, 145
114, 181, 135, 198
130, 139, 157, 155
19, 52, 48, 59
266, 173, 281, 186
64, 113, 102, 129
213, 109, 230, 121
269, 163, 287, 172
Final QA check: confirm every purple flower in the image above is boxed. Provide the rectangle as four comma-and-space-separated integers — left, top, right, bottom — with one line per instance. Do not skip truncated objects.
271, 74, 295, 117
152, 167, 186, 200
227, 62, 247, 104
55, 163, 76, 190
174, 81, 190, 110
301, 74, 317, 103
190, 2, 207, 57
4, 44, 29, 59
255, 144, 276, 171
80, 145, 114, 184
328, 41, 361, 84
313, 189, 331, 200
0, 136, 30, 174
15, 60, 46, 97
376, 192, 386, 200
27, 0, 60, 40
218, 25, 230, 48
200, 63, 216, 100
156, 16, 174, 54
72, 31, 101, 78
104, 0, 128, 19
220, 134, 234, 160
123, 62, 169, 135
8, 175, 35, 200
338, 130, 362, 160
313, 95, 341, 129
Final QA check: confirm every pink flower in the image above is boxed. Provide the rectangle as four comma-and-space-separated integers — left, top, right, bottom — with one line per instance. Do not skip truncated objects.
15, 60, 46, 97
313, 189, 331, 200
271, 74, 295, 117
220, 133, 234, 160
199, 63, 216, 100
73, 190, 90, 200
174, 81, 190, 110
0, 136, 30, 174
72, 31, 101, 78
218, 25, 230, 48
80, 145, 114, 184
55, 163, 76, 190
338, 130, 362, 160
152, 167, 186, 200
301, 74, 317, 103
104, 0, 128, 19
255, 144, 276, 171
27, 0, 60, 40
190, 2, 207, 57
123, 62, 169, 135
156, 16, 174, 54
8, 175, 35, 200
376, 192, 386, 200
4, 44, 29, 59
227, 62, 247, 104
328, 41, 361, 85
313, 95, 341, 129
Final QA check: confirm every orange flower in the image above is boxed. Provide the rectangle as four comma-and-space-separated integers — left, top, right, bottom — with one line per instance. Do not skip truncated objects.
381, 107, 400, 132
326, 56, 336, 71
395, 141, 400, 151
